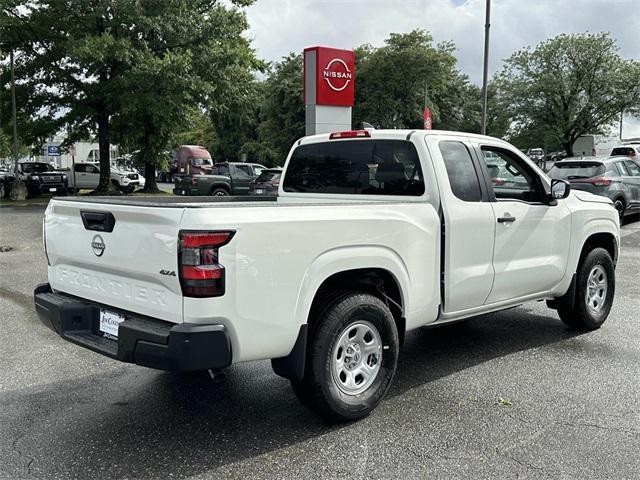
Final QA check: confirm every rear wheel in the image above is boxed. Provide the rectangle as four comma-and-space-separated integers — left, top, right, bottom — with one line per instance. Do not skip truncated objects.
210, 187, 229, 197
613, 198, 625, 223
291, 292, 399, 422
557, 247, 615, 330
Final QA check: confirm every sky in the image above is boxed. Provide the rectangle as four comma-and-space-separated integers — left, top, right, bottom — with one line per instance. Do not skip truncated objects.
245, 0, 640, 84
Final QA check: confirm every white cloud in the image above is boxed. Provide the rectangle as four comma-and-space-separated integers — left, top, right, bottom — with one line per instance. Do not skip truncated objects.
245, 0, 640, 83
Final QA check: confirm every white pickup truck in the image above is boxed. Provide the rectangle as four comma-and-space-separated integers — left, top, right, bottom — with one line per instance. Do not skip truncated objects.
35, 129, 619, 421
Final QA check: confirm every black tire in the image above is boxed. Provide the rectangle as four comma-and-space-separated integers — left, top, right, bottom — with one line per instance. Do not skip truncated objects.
111, 179, 121, 191
291, 292, 399, 422
557, 247, 615, 330
210, 187, 229, 197
613, 197, 625, 223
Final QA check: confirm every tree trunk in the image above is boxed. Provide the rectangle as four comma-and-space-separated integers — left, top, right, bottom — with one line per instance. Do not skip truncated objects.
563, 140, 574, 158
143, 161, 160, 193
95, 107, 113, 193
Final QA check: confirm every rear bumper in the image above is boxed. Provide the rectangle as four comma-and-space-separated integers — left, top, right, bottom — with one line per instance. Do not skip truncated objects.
34, 283, 232, 372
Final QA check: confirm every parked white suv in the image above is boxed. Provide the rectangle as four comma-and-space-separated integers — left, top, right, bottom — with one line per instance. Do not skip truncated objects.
35, 129, 619, 421
66, 162, 143, 193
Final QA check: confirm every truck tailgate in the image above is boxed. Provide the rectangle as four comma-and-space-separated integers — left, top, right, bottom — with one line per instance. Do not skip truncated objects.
45, 199, 184, 323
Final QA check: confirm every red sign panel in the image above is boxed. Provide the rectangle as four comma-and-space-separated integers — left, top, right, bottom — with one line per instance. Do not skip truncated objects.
304, 46, 355, 107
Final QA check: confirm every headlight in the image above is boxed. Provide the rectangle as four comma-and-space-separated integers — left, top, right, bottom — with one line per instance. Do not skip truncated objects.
32, 175, 40, 181
62, 174, 67, 180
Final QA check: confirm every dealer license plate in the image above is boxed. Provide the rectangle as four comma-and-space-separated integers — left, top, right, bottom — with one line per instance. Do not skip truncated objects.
256, 189, 263, 195
49, 187, 57, 192
99, 309, 125, 339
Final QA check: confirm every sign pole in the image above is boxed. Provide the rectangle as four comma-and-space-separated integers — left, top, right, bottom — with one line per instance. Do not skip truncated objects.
10, 47, 19, 175
71, 145, 77, 194
481, 0, 491, 135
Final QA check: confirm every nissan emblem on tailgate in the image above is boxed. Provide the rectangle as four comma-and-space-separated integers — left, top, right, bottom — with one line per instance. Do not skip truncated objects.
91, 235, 105, 257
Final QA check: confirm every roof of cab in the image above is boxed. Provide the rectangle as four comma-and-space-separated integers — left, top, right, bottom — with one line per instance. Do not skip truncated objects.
297, 129, 510, 146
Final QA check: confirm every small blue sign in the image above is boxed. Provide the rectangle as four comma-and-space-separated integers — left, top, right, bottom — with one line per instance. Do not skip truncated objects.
47, 145, 61, 156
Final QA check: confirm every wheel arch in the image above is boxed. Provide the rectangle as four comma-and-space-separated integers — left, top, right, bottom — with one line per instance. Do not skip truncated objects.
579, 231, 618, 266
272, 246, 410, 381
209, 183, 230, 194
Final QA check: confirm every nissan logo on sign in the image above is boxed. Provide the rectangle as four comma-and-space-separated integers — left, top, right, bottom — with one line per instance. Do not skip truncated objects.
323, 59, 352, 92
304, 46, 355, 107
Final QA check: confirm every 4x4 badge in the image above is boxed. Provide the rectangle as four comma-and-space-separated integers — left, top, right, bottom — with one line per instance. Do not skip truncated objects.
159, 270, 176, 277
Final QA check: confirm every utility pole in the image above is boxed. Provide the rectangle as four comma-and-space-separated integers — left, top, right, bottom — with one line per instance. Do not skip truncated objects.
481, 0, 491, 135
10, 47, 19, 174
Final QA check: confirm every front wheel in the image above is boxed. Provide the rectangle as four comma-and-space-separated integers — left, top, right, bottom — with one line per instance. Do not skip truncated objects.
557, 247, 615, 330
613, 198, 625, 223
291, 292, 399, 422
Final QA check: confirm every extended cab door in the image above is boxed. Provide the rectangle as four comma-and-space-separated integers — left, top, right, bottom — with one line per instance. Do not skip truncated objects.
427, 135, 496, 312
231, 164, 254, 195
73, 163, 97, 189
473, 141, 571, 303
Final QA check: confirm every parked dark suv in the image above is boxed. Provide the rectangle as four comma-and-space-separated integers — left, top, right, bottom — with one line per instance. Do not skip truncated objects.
17, 162, 68, 197
249, 168, 282, 195
547, 156, 640, 220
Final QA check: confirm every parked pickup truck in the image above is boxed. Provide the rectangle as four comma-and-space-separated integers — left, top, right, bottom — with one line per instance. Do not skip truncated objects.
66, 162, 143, 193
35, 129, 619, 421
173, 162, 266, 196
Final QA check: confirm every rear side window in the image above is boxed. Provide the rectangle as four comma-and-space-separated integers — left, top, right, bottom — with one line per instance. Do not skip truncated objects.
612, 147, 635, 156
547, 163, 605, 180
614, 162, 629, 176
439, 141, 482, 202
625, 161, 640, 176
283, 140, 425, 196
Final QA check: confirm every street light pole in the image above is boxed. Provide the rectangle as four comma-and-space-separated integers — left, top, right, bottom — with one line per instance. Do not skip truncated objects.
481, 0, 491, 135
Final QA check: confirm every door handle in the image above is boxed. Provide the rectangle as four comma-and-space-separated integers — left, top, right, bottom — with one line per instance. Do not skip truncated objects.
497, 215, 516, 223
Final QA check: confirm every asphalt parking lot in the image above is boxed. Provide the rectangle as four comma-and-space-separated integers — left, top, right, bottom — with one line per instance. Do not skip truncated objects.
1, 204, 639, 479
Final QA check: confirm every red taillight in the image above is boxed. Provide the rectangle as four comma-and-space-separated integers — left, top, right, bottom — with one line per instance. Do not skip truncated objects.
492, 178, 505, 186
178, 230, 234, 297
329, 130, 371, 139
591, 177, 610, 186
191, 176, 198, 186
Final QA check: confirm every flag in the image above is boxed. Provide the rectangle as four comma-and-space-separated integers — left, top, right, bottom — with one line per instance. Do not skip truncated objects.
423, 106, 432, 130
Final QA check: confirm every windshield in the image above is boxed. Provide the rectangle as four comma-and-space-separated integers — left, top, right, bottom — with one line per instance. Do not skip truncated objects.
22, 163, 54, 173
283, 139, 425, 196
189, 157, 212, 166
548, 163, 605, 179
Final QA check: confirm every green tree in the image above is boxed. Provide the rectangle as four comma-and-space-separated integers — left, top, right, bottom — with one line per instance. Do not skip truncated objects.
255, 53, 305, 164
353, 30, 462, 129
495, 32, 640, 156
2, 0, 261, 193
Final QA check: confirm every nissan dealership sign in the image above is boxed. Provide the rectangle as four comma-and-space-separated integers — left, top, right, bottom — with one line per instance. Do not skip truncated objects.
304, 46, 355, 107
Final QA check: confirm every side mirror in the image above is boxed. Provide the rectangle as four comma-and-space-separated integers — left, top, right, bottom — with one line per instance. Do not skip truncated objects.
550, 179, 570, 201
